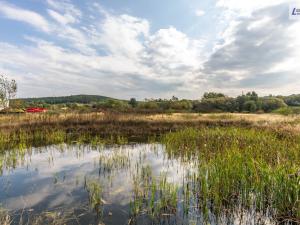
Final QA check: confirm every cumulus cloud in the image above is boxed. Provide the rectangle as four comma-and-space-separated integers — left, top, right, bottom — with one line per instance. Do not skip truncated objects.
0, 0, 208, 99
144, 27, 205, 79
0, 1, 206, 99
203, 3, 300, 95
98, 14, 149, 58
0, 1, 50, 32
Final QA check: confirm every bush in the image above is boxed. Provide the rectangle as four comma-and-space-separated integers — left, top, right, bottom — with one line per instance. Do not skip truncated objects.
194, 97, 237, 113
261, 97, 287, 112
243, 100, 257, 112
137, 101, 159, 110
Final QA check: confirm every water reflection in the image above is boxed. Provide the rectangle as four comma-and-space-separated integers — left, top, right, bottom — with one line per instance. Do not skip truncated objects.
0, 144, 275, 225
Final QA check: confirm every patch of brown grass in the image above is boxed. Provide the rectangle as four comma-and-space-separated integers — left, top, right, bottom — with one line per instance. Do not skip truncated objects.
1, 112, 300, 140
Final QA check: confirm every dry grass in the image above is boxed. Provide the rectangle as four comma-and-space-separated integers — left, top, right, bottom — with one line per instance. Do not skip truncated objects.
146, 112, 300, 123
0, 208, 11, 225
1, 112, 300, 133
1, 112, 299, 124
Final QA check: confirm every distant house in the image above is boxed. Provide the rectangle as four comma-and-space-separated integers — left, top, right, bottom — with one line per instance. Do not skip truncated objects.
26, 107, 47, 113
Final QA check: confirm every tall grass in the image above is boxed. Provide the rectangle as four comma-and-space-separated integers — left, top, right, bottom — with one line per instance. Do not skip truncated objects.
2, 112, 299, 152
85, 179, 104, 217
162, 127, 300, 223
0, 129, 128, 152
130, 165, 179, 222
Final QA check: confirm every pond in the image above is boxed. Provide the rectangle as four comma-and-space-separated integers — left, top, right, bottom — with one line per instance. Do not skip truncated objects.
0, 143, 278, 225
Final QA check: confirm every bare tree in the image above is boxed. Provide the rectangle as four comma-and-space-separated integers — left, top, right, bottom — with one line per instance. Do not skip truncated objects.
0, 75, 17, 109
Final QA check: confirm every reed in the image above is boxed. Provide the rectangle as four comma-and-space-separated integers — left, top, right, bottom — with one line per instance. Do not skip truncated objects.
130, 166, 179, 222
2, 112, 300, 153
0, 129, 128, 152
162, 127, 300, 223
85, 179, 104, 217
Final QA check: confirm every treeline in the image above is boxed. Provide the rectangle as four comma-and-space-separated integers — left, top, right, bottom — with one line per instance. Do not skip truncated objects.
11, 92, 300, 114
193, 92, 287, 113
63, 92, 291, 113
19, 95, 112, 104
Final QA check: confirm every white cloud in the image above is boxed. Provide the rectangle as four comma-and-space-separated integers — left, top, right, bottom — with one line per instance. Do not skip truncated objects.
0, 4, 206, 99
145, 27, 205, 75
48, 9, 77, 25
0, 1, 50, 32
203, 3, 300, 96
98, 14, 149, 58
216, 0, 288, 14
47, 0, 81, 21
195, 9, 205, 16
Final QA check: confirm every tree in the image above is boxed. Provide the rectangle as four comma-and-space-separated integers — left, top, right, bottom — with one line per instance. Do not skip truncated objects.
202, 92, 225, 99
261, 97, 287, 112
243, 100, 257, 112
168, 100, 192, 111
171, 96, 179, 101
128, 98, 138, 108
104, 99, 129, 110
194, 97, 237, 113
9, 99, 25, 109
0, 75, 17, 109
138, 101, 159, 110
236, 91, 259, 112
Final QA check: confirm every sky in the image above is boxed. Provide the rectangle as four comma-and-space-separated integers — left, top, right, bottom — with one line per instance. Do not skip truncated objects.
0, 0, 299, 99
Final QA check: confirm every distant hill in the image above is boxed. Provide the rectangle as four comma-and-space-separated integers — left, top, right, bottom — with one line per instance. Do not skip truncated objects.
19, 95, 115, 104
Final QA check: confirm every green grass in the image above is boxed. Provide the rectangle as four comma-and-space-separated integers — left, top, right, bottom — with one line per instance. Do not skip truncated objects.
130, 165, 179, 221
273, 106, 300, 115
162, 127, 300, 222
0, 129, 128, 152
85, 179, 104, 217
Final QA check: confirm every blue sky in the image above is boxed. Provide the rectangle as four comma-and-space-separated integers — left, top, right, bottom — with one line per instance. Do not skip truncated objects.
0, 0, 299, 99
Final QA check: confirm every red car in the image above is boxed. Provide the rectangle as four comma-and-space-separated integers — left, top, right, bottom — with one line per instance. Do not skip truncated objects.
26, 107, 47, 113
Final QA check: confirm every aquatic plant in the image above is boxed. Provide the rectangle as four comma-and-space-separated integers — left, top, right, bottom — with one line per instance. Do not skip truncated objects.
0, 128, 128, 152
98, 149, 131, 176
130, 165, 179, 222
162, 127, 300, 223
85, 179, 104, 217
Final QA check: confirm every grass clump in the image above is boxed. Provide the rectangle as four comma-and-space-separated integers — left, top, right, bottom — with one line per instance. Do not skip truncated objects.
130, 166, 179, 222
85, 179, 104, 217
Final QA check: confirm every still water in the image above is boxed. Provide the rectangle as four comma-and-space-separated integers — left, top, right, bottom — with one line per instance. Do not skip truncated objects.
0, 144, 274, 225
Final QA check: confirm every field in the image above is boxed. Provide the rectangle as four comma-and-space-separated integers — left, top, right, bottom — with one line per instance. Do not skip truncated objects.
0, 112, 299, 224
